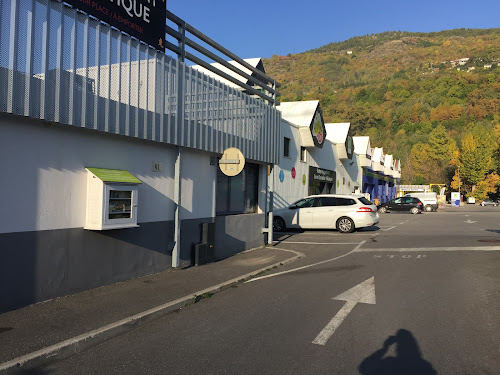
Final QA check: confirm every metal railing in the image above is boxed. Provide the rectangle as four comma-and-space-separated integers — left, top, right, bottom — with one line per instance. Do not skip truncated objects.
165, 10, 280, 106
0, 0, 281, 164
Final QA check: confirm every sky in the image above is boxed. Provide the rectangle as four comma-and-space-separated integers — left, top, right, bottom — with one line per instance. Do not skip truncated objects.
166, 0, 500, 59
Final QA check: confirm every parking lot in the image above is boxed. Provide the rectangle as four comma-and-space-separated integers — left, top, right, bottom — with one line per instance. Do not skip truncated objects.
26, 206, 500, 375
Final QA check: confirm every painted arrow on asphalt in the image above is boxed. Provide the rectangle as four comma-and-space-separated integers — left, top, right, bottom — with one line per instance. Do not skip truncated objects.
312, 277, 376, 346
465, 219, 477, 224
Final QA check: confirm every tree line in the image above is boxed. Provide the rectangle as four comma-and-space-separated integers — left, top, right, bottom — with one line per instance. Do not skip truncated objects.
264, 29, 500, 199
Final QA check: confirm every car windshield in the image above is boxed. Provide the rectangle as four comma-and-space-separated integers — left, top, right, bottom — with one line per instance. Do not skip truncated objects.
293, 197, 316, 208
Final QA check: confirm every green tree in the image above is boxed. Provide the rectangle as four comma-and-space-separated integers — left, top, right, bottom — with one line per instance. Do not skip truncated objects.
428, 124, 456, 163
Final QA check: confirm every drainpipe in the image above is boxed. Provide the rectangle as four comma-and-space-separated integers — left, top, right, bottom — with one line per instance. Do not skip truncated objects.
172, 22, 186, 268
263, 165, 274, 245
172, 147, 182, 268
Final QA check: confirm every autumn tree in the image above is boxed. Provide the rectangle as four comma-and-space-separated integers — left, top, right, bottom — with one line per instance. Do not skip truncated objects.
473, 173, 500, 200
459, 125, 496, 191
406, 143, 444, 184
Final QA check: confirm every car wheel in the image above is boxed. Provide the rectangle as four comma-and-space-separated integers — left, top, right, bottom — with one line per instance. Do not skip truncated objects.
273, 217, 286, 232
378, 206, 387, 214
424, 205, 433, 212
337, 217, 355, 233
410, 207, 420, 214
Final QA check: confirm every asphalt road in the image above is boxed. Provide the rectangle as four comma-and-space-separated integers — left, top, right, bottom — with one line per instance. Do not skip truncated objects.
40, 206, 500, 374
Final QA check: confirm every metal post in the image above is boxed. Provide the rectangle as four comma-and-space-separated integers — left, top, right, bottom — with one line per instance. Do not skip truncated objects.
172, 146, 182, 268
172, 22, 186, 268
268, 165, 274, 245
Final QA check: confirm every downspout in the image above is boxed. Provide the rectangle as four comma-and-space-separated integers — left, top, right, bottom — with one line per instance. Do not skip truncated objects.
263, 165, 274, 244
172, 21, 186, 268
172, 147, 182, 268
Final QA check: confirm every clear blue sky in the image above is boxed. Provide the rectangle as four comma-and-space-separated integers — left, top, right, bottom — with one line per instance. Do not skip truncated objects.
167, 0, 499, 59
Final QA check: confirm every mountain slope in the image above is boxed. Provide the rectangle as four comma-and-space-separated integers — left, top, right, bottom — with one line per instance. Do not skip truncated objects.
264, 29, 500, 185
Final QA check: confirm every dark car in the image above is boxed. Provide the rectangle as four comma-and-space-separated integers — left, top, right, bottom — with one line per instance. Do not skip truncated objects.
377, 197, 424, 214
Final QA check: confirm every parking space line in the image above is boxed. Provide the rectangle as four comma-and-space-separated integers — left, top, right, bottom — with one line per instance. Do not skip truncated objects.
273, 241, 359, 245
382, 226, 396, 231
276, 231, 377, 236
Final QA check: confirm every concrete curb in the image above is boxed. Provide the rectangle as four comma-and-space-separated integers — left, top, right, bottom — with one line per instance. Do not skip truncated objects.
0, 249, 302, 374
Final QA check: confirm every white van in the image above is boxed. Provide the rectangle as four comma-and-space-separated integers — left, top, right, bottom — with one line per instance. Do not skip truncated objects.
404, 192, 438, 212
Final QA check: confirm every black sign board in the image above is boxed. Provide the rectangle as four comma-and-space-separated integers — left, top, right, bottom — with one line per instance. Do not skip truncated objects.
308, 166, 336, 195
63, 0, 166, 52
345, 131, 354, 160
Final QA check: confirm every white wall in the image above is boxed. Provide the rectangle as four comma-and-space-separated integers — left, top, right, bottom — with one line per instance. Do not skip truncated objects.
0, 115, 180, 233
273, 119, 363, 208
180, 149, 216, 220
273, 120, 309, 208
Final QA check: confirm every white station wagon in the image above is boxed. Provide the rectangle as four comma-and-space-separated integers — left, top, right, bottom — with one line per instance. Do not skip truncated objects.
272, 194, 380, 233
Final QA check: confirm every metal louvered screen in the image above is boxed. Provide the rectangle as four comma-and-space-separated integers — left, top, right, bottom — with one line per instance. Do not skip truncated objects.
0, 0, 281, 165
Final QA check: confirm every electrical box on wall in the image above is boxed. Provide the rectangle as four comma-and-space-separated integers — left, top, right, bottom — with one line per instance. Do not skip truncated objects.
84, 168, 142, 230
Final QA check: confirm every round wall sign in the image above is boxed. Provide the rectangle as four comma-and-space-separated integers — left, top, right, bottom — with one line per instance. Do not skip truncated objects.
291, 167, 296, 179
219, 147, 245, 177
279, 170, 285, 182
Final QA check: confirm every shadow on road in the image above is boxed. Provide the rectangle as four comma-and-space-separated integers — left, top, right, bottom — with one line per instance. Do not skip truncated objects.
359, 329, 437, 375
272, 226, 381, 246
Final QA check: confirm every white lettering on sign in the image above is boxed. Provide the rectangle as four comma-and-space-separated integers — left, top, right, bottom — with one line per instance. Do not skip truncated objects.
109, 0, 155, 23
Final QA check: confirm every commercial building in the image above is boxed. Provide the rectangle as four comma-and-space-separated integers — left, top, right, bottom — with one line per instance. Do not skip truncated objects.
354, 139, 400, 204
0, 0, 280, 313
0, 0, 401, 313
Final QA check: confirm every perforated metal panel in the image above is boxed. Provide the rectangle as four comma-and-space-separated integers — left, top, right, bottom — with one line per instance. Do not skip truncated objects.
0, 0, 281, 164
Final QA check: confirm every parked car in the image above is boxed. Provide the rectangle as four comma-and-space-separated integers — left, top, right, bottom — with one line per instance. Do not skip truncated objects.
404, 192, 438, 212
272, 194, 379, 233
480, 199, 497, 206
377, 197, 424, 214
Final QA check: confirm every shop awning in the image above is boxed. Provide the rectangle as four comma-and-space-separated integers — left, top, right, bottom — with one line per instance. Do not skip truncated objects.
86, 168, 142, 184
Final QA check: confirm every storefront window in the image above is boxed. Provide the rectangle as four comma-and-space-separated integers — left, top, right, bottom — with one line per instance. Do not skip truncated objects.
283, 137, 290, 157
216, 163, 259, 215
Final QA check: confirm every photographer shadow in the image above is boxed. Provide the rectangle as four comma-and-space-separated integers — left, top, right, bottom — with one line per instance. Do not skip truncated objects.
359, 329, 437, 375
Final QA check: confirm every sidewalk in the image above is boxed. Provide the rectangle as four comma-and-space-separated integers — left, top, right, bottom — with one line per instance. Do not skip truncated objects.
0, 246, 299, 373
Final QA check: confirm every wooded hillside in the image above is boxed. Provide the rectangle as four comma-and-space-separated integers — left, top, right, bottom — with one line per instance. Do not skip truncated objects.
264, 29, 500, 198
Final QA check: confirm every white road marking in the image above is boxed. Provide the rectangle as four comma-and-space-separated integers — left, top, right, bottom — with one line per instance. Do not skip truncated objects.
313, 277, 376, 346
382, 226, 396, 231
275, 232, 378, 236
273, 241, 359, 245
312, 301, 357, 346
465, 219, 477, 224
246, 241, 367, 283
355, 246, 500, 252
372, 254, 428, 259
